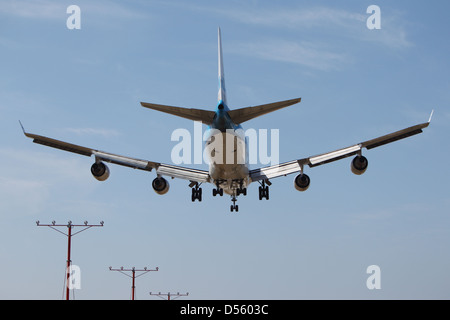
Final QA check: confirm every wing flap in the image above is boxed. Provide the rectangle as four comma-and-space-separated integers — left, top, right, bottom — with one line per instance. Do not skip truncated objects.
249, 160, 301, 181
309, 144, 361, 167
93, 151, 157, 171
157, 164, 210, 182
25, 132, 93, 157
361, 122, 429, 150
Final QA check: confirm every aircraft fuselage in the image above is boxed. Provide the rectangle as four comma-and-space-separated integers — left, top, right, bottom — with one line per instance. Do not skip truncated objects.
205, 100, 249, 195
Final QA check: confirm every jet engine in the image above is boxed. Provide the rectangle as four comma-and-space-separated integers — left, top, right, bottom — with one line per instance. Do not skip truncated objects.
294, 173, 310, 192
351, 155, 368, 175
152, 177, 170, 195
91, 162, 110, 181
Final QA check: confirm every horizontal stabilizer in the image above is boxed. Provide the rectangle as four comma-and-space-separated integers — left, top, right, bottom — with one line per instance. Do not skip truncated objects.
140, 102, 216, 124
228, 98, 301, 124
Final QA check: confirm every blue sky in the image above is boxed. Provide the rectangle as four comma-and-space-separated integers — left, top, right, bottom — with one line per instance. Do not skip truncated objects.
0, 0, 449, 299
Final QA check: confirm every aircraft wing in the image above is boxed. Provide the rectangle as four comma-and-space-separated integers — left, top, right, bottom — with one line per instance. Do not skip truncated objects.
21, 129, 210, 183
249, 113, 432, 181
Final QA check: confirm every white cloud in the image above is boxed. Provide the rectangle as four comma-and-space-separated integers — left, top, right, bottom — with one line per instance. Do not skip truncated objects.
0, 0, 65, 19
208, 5, 412, 50
232, 40, 349, 71
0, 176, 50, 216
218, 5, 366, 30
0, 0, 146, 20
63, 127, 121, 138
0, 147, 94, 216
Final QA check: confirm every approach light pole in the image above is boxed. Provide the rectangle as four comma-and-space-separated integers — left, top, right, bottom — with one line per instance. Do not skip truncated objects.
36, 220, 104, 300
109, 266, 159, 300
149, 291, 189, 300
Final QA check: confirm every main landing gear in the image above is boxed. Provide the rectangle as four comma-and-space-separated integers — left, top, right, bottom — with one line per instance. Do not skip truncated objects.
190, 179, 263, 212
236, 180, 247, 196
191, 182, 202, 202
212, 181, 224, 197
258, 179, 271, 200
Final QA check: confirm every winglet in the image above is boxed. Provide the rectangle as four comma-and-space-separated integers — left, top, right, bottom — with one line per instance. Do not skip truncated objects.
19, 120, 26, 135
428, 109, 434, 123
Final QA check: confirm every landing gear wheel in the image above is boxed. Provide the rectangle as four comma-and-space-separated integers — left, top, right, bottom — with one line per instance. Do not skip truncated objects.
213, 187, 223, 197
236, 188, 247, 196
191, 184, 202, 202
230, 194, 239, 212
258, 184, 269, 200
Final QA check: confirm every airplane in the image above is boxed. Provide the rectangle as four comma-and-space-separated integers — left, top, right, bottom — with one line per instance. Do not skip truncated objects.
21, 28, 432, 212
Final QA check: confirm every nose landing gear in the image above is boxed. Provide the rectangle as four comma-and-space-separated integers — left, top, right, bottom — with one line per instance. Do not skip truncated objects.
230, 179, 246, 212
230, 195, 238, 212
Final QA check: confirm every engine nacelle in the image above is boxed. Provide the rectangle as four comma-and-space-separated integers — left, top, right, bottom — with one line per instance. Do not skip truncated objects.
294, 173, 310, 192
91, 162, 110, 181
351, 155, 368, 175
152, 177, 170, 195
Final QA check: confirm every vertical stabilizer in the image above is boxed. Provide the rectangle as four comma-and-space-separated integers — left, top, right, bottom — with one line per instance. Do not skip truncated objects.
218, 27, 227, 107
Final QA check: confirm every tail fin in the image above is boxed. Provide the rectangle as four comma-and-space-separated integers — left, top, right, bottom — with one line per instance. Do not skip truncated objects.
218, 27, 227, 107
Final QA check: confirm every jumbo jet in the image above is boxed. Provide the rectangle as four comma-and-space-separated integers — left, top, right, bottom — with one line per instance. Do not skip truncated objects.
22, 28, 432, 212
